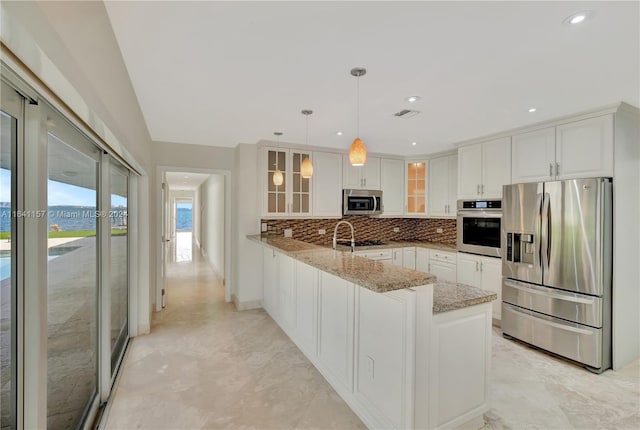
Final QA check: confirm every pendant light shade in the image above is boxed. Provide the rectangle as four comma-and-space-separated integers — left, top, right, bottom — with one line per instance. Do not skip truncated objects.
301, 157, 313, 178
349, 67, 368, 167
301, 109, 314, 179
349, 138, 367, 166
273, 131, 284, 186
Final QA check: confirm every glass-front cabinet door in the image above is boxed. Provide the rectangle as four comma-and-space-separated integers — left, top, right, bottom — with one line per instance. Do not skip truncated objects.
290, 151, 311, 216
263, 147, 312, 217
406, 161, 427, 215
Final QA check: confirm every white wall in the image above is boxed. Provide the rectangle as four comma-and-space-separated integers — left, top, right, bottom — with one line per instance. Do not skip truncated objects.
198, 175, 226, 278
231, 144, 263, 310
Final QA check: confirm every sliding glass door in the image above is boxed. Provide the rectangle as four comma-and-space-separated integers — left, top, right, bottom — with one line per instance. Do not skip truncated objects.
110, 162, 128, 372
46, 111, 101, 430
0, 81, 21, 430
0, 74, 135, 428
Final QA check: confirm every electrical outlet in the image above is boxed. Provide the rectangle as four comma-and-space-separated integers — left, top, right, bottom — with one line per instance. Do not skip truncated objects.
261, 223, 268, 232
436, 228, 444, 234
393, 227, 400, 233
284, 229, 293, 238
318, 229, 326, 235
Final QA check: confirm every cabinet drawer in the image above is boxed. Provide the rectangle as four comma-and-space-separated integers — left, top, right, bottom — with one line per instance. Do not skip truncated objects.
354, 249, 393, 261
430, 250, 457, 264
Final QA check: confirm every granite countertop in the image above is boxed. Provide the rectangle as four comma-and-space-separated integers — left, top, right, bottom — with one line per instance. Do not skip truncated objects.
433, 281, 497, 314
248, 234, 497, 313
248, 234, 436, 293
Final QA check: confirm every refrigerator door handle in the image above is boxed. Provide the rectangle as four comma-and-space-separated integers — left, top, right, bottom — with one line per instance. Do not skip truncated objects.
535, 192, 543, 271
541, 192, 551, 272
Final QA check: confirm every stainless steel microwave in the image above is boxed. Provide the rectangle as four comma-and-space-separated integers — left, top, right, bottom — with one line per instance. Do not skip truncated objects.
343, 189, 383, 215
456, 199, 502, 258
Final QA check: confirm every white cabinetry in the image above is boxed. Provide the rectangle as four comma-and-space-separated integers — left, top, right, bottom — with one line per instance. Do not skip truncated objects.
391, 248, 404, 266
318, 272, 355, 391
262, 146, 312, 217
416, 248, 429, 273
277, 252, 296, 331
511, 114, 614, 184
295, 261, 318, 356
428, 155, 457, 217
380, 158, 405, 216
312, 151, 343, 217
343, 156, 381, 189
556, 115, 614, 179
262, 247, 277, 316
428, 250, 457, 283
456, 253, 502, 320
402, 247, 416, 269
458, 137, 511, 200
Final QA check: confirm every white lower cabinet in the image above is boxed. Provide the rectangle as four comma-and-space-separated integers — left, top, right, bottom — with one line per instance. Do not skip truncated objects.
416, 248, 429, 273
402, 247, 416, 269
391, 248, 404, 266
262, 247, 277, 316
260, 245, 490, 429
318, 272, 355, 391
277, 252, 296, 331
356, 287, 416, 429
294, 261, 318, 356
456, 252, 502, 320
429, 303, 492, 428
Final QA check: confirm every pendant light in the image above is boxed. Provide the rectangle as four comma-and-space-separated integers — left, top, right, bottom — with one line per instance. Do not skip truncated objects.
349, 67, 367, 166
301, 110, 314, 179
273, 131, 284, 186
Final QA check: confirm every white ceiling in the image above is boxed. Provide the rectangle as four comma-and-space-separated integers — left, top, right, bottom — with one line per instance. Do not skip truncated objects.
166, 172, 211, 190
105, 1, 639, 156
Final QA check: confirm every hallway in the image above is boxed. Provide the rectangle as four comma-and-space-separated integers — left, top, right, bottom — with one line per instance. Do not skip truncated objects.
104, 243, 365, 429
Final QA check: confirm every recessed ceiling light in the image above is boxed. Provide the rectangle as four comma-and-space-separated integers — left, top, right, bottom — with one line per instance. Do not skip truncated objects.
563, 10, 592, 25
406, 96, 420, 103
411, 142, 417, 146
336, 131, 343, 136
528, 108, 537, 113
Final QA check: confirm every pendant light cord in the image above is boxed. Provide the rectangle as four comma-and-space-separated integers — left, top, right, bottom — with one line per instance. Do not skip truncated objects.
356, 76, 360, 137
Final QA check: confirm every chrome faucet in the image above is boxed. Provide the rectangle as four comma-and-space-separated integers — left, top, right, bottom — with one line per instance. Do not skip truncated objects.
333, 220, 355, 252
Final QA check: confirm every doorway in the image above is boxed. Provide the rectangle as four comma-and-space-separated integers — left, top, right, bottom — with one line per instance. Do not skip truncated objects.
158, 169, 231, 310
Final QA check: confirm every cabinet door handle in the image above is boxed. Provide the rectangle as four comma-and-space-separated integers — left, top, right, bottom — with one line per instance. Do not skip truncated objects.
475, 261, 479, 271
364, 178, 367, 187
481, 184, 484, 195
555, 162, 559, 177
549, 163, 553, 178
428, 263, 431, 272
480, 262, 483, 272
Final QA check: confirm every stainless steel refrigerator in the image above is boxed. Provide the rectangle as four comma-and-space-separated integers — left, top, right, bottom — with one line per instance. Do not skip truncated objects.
501, 178, 612, 373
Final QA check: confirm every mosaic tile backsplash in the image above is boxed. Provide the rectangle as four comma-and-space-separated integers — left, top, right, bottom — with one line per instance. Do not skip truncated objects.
262, 216, 457, 247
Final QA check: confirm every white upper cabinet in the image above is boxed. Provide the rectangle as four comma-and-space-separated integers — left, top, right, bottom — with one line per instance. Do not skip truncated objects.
481, 137, 511, 198
428, 155, 457, 217
511, 114, 614, 184
343, 156, 381, 189
262, 146, 312, 217
458, 145, 483, 200
380, 158, 405, 216
458, 138, 510, 200
312, 151, 343, 217
512, 128, 556, 183
555, 115, 614, 179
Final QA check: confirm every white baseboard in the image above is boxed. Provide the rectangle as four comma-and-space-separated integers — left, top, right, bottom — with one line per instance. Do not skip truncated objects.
232, 295, 262, 311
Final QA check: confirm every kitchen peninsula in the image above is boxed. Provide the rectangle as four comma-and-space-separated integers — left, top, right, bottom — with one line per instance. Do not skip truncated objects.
248, 234, 496, 429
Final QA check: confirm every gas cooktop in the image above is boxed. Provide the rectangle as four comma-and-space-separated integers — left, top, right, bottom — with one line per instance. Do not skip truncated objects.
352, 240, 386, 247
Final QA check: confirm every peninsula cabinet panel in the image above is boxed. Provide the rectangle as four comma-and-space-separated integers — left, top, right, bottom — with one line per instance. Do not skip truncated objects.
356, 287, 416, 429
318, 272, 355, 391
555, 114, 614, 179
512, 127, 556, 183
380, 158, 405, 216
262, 247, 277, 317
312, 151, 343, 217
277, 253, 296, 333
294, 261, 318, 356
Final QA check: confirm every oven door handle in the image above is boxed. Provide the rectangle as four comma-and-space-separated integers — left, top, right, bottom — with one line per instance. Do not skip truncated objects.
456, 211, 502, 218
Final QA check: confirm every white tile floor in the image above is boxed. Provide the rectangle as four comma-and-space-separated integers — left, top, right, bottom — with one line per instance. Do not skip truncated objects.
104, 240, 640, 429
